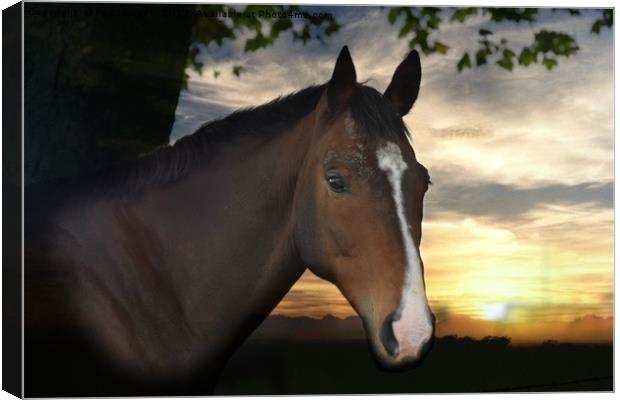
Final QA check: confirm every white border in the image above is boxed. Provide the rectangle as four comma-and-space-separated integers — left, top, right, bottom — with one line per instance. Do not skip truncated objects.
0, 1, 615, 400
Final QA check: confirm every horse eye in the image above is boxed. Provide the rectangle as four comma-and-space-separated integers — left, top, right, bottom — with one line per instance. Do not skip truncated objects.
326, 175, 347, 193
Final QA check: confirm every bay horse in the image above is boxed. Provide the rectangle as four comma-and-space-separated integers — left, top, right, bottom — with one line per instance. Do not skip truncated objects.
24, 46, 435, 396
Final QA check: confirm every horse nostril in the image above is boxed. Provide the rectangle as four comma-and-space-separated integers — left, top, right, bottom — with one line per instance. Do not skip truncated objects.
380, 313, 399, 357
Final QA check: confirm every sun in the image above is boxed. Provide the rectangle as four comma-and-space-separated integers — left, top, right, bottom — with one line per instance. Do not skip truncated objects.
484, 303, 509, 321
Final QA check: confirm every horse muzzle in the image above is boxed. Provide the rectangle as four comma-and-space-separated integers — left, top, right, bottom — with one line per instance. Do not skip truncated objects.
376, 310, 436, 371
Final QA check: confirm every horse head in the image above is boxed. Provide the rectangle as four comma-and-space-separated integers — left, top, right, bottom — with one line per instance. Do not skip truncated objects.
293, 46, 434, 370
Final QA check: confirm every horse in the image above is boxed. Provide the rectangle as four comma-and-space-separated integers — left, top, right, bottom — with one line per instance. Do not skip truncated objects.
24, 46, 435, 396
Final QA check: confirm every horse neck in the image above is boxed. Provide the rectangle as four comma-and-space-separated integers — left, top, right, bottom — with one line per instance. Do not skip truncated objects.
190, 109, 317, 307
102, 109, 318, 360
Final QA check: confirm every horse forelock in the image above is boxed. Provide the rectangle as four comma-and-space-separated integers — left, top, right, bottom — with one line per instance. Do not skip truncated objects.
348, 85, 410, 142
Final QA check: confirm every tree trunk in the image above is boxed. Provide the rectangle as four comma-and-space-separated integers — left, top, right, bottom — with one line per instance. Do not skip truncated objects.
24, 3, 196, 184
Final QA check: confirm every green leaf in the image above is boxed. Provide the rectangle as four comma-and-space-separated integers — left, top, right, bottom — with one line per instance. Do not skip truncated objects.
427, 14, 441, 30
591, 19, 604, 34
244, 32, 273, 52
325, 20, 341, 36
230, 6, 262, 31
420, 7, 441, 18
496, 57, 514, 71
497, 49, 516, 71
232, 65, 244, 77
399, 20, 415, 38
475, 49, 488, 66
457, 53, 472, 71
213, 70, 220, 79
503, 48, 516, 59
450, 7, 478, 23
518, 48, 536, 66
533, 30, 578, 57
542, 57, 558, 70
388, 8, 402, 25
451, 10, 465, 23
408, 37, 418, 50
413, 29, 432, 54
193, 17, 235, 49
293, 24, 311, 44
487, 8, 538, 23
434, 41, 449, 54
187, 46, 205, 74
603, 9, 613, 27
592, 9, 614, 34
269, 17, 293, 40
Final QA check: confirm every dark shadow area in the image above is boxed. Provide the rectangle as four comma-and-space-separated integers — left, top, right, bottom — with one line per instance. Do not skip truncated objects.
216, 335, 612, 394
22, 314, 614, 396
3, 2, 23, 397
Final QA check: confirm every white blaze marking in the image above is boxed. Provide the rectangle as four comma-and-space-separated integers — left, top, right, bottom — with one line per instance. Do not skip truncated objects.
376, 141, 433, 360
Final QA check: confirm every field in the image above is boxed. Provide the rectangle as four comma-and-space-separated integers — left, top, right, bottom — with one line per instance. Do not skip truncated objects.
216, 336, 613, 394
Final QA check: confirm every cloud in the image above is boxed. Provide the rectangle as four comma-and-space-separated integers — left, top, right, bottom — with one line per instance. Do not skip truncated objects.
426, 180, 612, 220
420, 201, 612, 324
428, 126, 493, 139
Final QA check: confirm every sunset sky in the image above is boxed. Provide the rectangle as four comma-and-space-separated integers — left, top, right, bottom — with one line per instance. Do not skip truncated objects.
171, 7, 613, 343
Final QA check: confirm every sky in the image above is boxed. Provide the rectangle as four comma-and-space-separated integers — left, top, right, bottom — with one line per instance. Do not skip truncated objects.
171, 7, 613, 343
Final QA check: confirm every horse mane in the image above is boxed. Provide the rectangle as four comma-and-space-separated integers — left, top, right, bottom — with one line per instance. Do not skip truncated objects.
62, 82, 409, 200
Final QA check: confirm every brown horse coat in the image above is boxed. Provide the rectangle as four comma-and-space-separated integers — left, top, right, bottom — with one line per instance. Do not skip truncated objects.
24, 47, 434, 396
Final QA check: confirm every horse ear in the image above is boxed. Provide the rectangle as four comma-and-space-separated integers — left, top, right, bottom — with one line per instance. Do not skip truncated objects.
384, 50, 422, 116
325, 46, 357, 112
